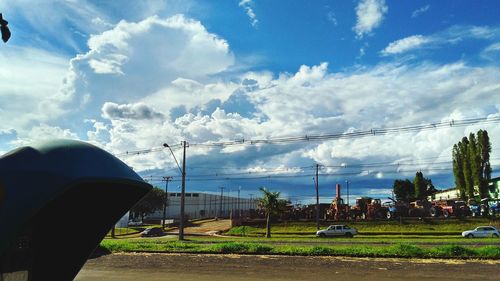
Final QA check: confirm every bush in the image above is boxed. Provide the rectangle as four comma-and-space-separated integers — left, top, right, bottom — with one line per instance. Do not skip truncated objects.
209, 242, 250, 253
431, 245, 476, 257
389, 244, 424, 257
248, 244, 273, 253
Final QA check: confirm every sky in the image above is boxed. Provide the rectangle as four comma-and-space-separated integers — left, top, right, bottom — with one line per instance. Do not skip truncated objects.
1, 0, 499, 204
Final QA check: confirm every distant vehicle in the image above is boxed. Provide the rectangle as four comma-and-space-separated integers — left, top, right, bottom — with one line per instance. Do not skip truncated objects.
316, 225, 357, 238
128, 220, 143, 226
462, 226, 499, 238
140, 227, 165, 237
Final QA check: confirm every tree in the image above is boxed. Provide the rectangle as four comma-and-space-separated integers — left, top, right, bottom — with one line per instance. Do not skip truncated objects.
477, 129, 492, 198
460, 137, 474, 199
392, 179, 414, 201
258, 187, 287, 238
452, 130, 493, 200
468, 132, 481, 196
423, 177, 437, 198
414, 171, 426, 200
452, 143, 466, 200
130, 187, 166, 221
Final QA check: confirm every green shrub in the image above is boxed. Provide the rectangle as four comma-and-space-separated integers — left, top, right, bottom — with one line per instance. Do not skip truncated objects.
309, 246, 335, 255
431, 245, 476, 257
209, 242, 250, 253
248, 243, 273, 253
389, 243, 424, 257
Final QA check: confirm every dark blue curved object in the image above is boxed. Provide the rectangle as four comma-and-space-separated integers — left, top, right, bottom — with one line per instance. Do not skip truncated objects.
0, 140, 151, 280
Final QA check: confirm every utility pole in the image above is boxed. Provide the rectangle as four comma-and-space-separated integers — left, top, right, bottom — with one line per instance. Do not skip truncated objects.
249, 194, 254, 210
238, 187, 241, 218
345, 180, 350, 208
203, 192, 207, 218
219, 187, 224, 218
179, 141, 188, 241
162, 176, 173, 229
315, 163, 320, 230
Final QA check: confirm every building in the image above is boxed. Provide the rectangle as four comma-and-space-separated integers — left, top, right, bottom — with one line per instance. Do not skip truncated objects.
429, 177, 500, 201
487, 177, 500, 200
429, 187, 460, 201
147, 192, 258, 220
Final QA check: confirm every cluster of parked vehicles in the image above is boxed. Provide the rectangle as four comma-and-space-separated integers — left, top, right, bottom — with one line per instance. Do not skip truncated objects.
327, 182, 500, 220
316, 224, 499, 238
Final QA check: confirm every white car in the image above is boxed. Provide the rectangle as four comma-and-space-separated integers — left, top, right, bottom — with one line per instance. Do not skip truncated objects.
462, 226, 499, 238
316, 225, 357, 238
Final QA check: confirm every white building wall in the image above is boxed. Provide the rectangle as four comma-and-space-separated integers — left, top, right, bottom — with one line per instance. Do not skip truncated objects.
148, 192, 258, 220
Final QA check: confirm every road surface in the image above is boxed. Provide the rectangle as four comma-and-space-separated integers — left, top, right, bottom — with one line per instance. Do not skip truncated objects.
75, 253, 500, 281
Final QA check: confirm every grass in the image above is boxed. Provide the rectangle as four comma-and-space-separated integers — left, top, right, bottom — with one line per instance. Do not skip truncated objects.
225, 218, 500, 236
99, 239, 500, 259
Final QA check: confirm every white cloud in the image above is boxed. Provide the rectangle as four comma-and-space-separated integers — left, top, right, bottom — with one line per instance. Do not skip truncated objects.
0, 46, 69, 132
56, 15, 235, 125
353, 0, 388, 39
239, 0, 259, 27
381, 35, 430, 55
381, 25, 500, 56
482, 42, 500, 61
327, 11, 338, 26
411, 5, 430, 18
12, 124, 79, 147
94, 60, 500, 173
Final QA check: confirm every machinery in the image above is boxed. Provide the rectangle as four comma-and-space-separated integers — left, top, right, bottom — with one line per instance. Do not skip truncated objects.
329, 184, 350, 220
384, 197, 409, 219
408, 200, 432, 217
350, 197, 389, 219
468, 198, 489, 217
430, 200, 470, 218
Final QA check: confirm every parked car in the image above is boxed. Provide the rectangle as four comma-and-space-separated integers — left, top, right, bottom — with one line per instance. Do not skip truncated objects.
140, 227, 165, 237
128, 220, 143, 227
462, 226, 499, 238
316, 225, 357, 238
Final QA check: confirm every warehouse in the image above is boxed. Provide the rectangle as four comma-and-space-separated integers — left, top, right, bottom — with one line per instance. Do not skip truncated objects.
147, 192, 258, 220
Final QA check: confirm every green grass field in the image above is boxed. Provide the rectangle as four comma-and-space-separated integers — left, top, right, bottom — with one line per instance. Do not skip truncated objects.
226, 218, 500, 236
99, 218, 500, 259
100, 238, 500, 259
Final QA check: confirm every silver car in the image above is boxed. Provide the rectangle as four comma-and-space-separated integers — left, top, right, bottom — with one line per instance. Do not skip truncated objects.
462, 226, 499, 238
316, 225, 357, 238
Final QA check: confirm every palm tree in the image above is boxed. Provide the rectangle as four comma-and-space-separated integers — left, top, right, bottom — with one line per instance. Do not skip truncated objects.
258, 187, 287, 238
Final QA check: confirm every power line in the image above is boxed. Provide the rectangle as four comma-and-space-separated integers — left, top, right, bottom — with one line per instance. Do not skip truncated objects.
143, 165, 500, 183
116, 116, 500, 157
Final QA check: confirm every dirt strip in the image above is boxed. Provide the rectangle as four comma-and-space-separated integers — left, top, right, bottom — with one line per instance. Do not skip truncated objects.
75, 253, 500, 281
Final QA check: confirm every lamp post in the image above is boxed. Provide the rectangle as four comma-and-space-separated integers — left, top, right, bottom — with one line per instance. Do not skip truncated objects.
162, 176, 172, 229
163, 142, 187, 240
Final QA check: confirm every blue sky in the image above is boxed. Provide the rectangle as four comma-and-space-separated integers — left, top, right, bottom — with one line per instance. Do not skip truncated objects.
1, 0, 499, 204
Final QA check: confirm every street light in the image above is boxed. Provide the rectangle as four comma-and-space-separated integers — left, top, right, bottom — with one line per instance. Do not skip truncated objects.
163, 143, 182, 174
163, 142, 187, 240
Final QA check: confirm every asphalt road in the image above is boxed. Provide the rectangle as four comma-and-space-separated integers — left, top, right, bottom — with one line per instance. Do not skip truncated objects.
75, 253, 500, 281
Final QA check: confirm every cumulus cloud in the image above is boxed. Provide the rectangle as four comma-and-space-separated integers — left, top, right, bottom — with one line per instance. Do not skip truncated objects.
95, 59, 500, 174
411, 5, 430, 18
55, 15, 235, 129
239, 0, 259, 27
353, 0, 388, 39
381, 35, 430, 55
